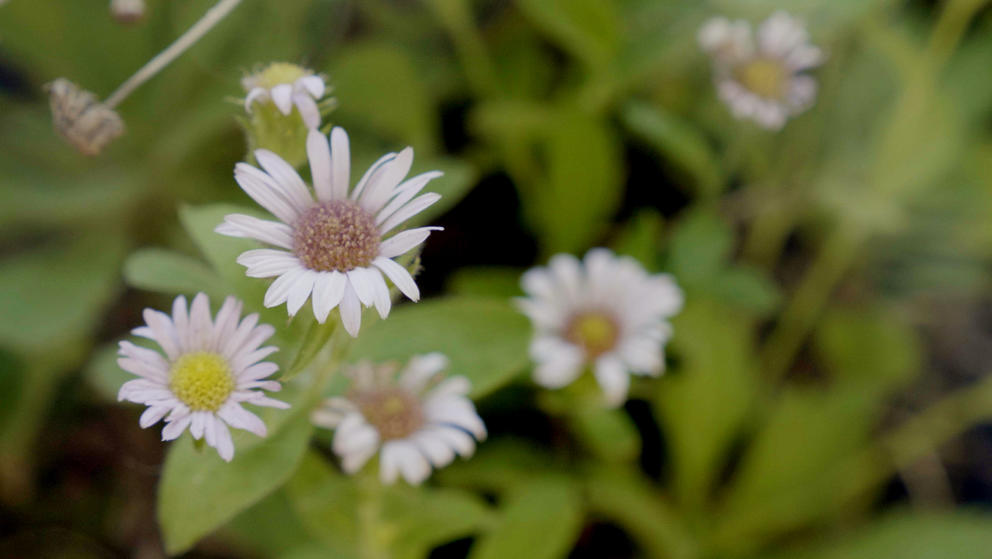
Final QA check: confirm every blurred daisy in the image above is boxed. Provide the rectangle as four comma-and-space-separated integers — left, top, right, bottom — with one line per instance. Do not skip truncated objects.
216, 126, 442, 337
699, 11, 823, 130
311, 354, 486, 485
117, 293, 289, 462
516, 249, 683, 407
242, 62, 328, 129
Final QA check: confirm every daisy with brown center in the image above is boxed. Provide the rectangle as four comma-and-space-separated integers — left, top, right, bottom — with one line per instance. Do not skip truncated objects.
311, 354, 486, 485
516, 249, 683, 407
117, 293, 289, 461
216, 126, 442, 337
242, 62, 328, 129
699, 11, 823, 130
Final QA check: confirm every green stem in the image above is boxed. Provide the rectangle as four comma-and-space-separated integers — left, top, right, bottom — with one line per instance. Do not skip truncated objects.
760, 225, 864, 381
357, 469, 390, 559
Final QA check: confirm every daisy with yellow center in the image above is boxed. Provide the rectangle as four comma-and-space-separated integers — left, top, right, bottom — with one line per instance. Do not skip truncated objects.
311, 354, 486, 485
699, 11, 824, 130
117, 293, 289, 461
216, 126, 442, 337
242, 62, 328, 129
516, 249, 683, 407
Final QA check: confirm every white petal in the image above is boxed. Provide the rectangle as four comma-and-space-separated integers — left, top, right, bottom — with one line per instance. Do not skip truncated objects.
286, 269, 318, 317
188, 293, 212, 353
369, 268, 392, 319
339, 285, 362, 337
533, 346, 584, 389
298, 75, 325, 98
117, 356, 168, 383
351, 152, 396, 201
378, 227, 442, 258
213, 420, 236, 461
139, 405, 171, 428
413, 431, 455, 468
373, 257, 419, 301
307, 129, 333, 202
425, 398, 487, 440
360, 147, 414, 213
216, 214, 294, 249
244, 87, 268, 112
378, 192, 441, 235
190, 411, 207, 439
237, 249, 302, 278
255, 149, 314, 213
293, 92, 321, 129
219, 403, 268, 437
161, 414, 192, 441
399, 353, 448, 392
594, 356, 630, 407
210, 297, 244, 351
234, 163, 299, 224
311, 271, 348, 322
263, 268, 304, 308
375, 171, 443, 227
428, 425, 476, 458
329, 127, 351, 201
346, 268, 377, 307
426, 376, 470, 400
142, 308, 181, 360
270, 83, 294, 114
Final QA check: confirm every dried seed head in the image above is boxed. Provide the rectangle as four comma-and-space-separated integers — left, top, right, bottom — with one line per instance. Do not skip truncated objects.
46, 79, 124, 156
110, 0, 145, 23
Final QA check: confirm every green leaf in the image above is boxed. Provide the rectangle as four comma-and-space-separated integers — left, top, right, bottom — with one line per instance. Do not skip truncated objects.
780, 511, 992, 559
223, 490, 324, 557
714, 385, 884, 550
447, 267, 524, 298
668, 208, 732, 285
612, 210, 664, 270
330, 41, 437, 150
349, 297, 531, 398
385, 484, 494, 559
284, 451, 361, 555
0, 234, 125, 352
568, 406, 640, 463
531, 111, 623, 255
815, 306, 922, 392
469, 476, 583, 559
158, 403, 313, 555
622, 102, 723, 198
656, 299, 758, 510
123, 248, 227, 300
516, 0, 621, 68
708, 266, 782, 316
82, 344, 131, 402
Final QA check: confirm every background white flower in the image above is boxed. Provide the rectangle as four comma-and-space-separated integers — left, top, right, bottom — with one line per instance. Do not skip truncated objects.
311, 353, 486, 485
517, 249, 683, 407
216, 126, 442, 337
242, 62, 327, 129
699, 11, 824, 130
117, 293, 289, 461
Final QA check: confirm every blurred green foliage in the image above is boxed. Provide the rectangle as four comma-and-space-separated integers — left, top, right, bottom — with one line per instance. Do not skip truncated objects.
2, 0, 992, 558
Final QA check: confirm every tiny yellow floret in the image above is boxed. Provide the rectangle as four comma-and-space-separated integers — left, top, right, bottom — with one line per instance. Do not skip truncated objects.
567, 312, 619, 358
169, 352, 235, 412
256, 62, 309, 89
736, 58, 787, 100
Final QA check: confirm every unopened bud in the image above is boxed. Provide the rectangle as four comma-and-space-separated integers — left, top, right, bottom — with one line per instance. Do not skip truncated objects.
110, 0, 145, 23
46, 79, 124, 156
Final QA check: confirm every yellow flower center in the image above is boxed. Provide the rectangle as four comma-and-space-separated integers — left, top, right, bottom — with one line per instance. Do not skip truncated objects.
169, 352, 235, 412
735, 58, 787, 100
565, 312, 619, 358
256, 62, 309, 89
355, 388, 424, 440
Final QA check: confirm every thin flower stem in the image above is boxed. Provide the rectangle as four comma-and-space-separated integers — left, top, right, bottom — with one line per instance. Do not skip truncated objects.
759, 225, 864, 381
358, 469, 391, 559
104, 0, 243, 108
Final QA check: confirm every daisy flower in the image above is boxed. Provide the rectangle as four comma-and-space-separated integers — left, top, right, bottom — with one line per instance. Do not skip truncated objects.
216, 126, 442, 337
516, 249, 683, 407
117, 293, 289, 461
699, 11, 824, 130
311, 354, 486, 485
242, 62, 328, 129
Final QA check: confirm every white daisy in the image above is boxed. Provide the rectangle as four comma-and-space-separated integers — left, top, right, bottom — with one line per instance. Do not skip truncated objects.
699, 11, 824, 130
311, 353, 486, 485
242, 62, 328, 129
117, 293, 289, 462
215, 126, 442, 337
516, 249, 683, 407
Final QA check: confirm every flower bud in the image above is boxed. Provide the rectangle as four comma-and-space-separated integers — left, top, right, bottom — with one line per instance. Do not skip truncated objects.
46, 79, 124, 156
